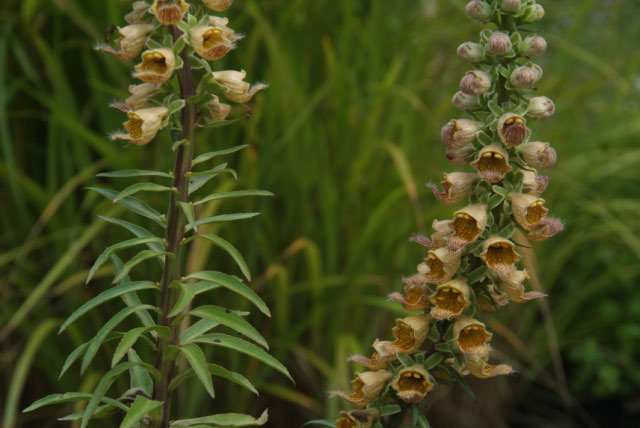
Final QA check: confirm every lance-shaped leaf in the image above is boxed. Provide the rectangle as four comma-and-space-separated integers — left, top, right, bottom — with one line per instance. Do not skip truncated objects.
170, 409, 268, 427
180, 319, 220, 344
112, 183, 175, 203
128, 349, 154, 396
186, 234, 251, 281
188, 163, 228, 195
189, 168, 237, 182
112, 250, 171, 284
194, 189, 273, 206
175, 344, 215, 398
178, 201, 198, 233
303, 420, 336, 427
168, 282, 197, 317
97, 169, 172, 179
169, 362, 258, 395
111, 255, 157, 329
99, 217, 165, 253
90, 188, 164, 226
120, 395, 163, 428
59, 342, 88, 379
86, 237, 165, 284
190, 305, 268, 349
23, 392, 127, 413
191, 144, 250, 166
112, 326, 170, 367
192, 334, 292, 382
187, 213, 261, 231
185, 271, 270, 317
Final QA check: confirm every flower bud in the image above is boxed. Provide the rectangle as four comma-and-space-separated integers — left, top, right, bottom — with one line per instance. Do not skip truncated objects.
521, 169, 549, 196
447, 204, 488, 252
519, 35, 547, 57
208, 16, 240, 40
190, 26, 235, 61
111, 107, 168, 145
134, 48, 176, 84
125, 1, 151, 24
508, 192, 548, 231
466, 355, 513, 378
522, 4, 545, 23
527, 96, 555, 120
213, 70, 267, 103
206, 95, 232, 122
452, 91, 480, 111
440, 119, 483, 150
509, 65, 539, 89
501, 0, 520, 12
391, 365, 435, 403
497, 113, 531, 147
330, 370, 392, 407
480, 235, 521, 277
527, 218, 564, 241
487, 32, 512, 56
471, 144, 512, 183
498, 270, 545, 302
518, 141, 557, 169
336, 409, 379, 428
460, 70, 492, 95
457, 42, 484, 62
446, 144, 476, 166
126, 83, 161, 110
429, 278, 471, 320
97, 24, 153, 62
453, 315, 493, 355
202, 0, 234, 11
466, 1, 492, 21
428, 172, 478, 205
151, 0, 189, 25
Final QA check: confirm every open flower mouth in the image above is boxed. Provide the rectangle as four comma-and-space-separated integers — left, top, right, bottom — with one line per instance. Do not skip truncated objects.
141, 52, 168, 73
336, 410, 378, 428
434, 286, 466, 313
392, 322, 417, 351
124, 113, 144, 138
458, 326, 491, 354
203, 28, 224, 48
452, 213, 480, 241
501, 119, 528, 146
485, 243, 519, 275
397, 372, 430, 394
525, 200, 548, 224
476, 152, 509, 173
424, 253, 445, 279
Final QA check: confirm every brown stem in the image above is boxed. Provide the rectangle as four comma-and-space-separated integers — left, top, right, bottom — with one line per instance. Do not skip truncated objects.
151, 26, 197, 428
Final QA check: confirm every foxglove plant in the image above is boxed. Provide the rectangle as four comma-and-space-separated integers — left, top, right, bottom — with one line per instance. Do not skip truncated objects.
309, 1, 561, 427
24, 1, 290, 427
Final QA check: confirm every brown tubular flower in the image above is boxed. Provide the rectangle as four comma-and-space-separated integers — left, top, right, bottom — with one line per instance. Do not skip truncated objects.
429, 278, 471, 320
498, 270, 545, 303
447, 204, 488, 252
508, 192, 548, 230
527, 218, 564, 241
190, 26, 234, 61
452, 315, 493, 355
125, 1, 151, 24
335, 409, 379, 428
202, 0, 234, 11
440, 119, 483, 150
497, 113, 531, 147
151, 0, 189, 25
466, 355, 513, 379
406, 248, 461, 285
391, 365, 435, 403
98, 24, 153, 62
125, 83, 161, 110
480, 235, 521, 277
518, 141, 557, 170
111, 107, 168, 145
521, 169, 549, 196
134, 48, 176, 84
384, 314, 431, 354
388, 283, 430, 312
471, 143, 512, 183
330, 370, 392, 407
459, 70, 491, 95
428, 172, 477, 205
213, 70, 267, 104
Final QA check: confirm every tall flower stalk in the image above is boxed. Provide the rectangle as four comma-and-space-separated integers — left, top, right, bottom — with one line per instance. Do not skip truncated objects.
24, 1, 290, 427
310, 1, 560, 427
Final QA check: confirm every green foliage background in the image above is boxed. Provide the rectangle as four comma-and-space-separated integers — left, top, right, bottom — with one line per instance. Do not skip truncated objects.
1, 0, 639, 426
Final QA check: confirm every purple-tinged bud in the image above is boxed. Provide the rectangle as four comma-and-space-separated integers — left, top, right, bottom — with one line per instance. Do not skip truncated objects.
460, 70, 492, 95
519, 35, 547, 57
518, 142, 557, 169
471, 144, 512, 183
522, 4, 545, 23
441, 119, 484, 150
446, 145, 476, 167
452, 91, 480, 111
531, 64, 544, 81
527, 96, 555, 120
487, 32, 512, 56
501, 0, 521, 13
428, 172, 478, 206
497, 113, 531, 147
466, 1, 492, 21
527, 218, 564, 241
521, 170, 549, 196
457, 42, 485, 63
509, 65, 538, 89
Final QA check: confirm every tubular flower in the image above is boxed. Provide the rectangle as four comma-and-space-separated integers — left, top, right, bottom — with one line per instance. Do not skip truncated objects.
528, 96, 555, 120
382, 314, 431, 354
335, 409, 379, 428
460, 70, 491, 95
406, 248, 461, 285
125, 83, 161, 110
190, 18, 241, 61
348, 339, 396, 370
471, 143, 512, 183
498, 270, 545, 303
518, 141, 557, 169
213, 70, 267, 103
452, 315, 493, 356
388, 283, 430, 312
134, 48, 176, 84
508, 192, 548, 231
447, 204, 488, 252
202, 0, 234, 11
527, 217, 564, 241
125, 1, 151, 24
497, 113, 531, 147
446, 144, 476, 166
206, 95, 232, 122
428, 172, 478, 205
521, 169, 549, 196
330, 370, 392, 407
97, 24, 153, 62
466, 355, 513, 379
480, 235, 521, 277
391, 365, 435, 403
151, 0, 189, 25
111, 107, 168, 145
440, 119, 483, 150
429, 278, 471, 320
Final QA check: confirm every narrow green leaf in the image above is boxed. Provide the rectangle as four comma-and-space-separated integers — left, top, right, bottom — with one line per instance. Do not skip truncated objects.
128, 349, 155, 396
59, 342, 88, 379
112, 250, 171, 284
99, 217, 165, 253
90, 188, 164, 226
59, 403, 119, 422
417, 413, 431, 428
434, 343, 453, 354
379, 404, 402, 416
86, 237, 164, 284
194, 280, 222, 295
113, 182, 174, 203
120, 395, 163, 428
396, 353, 414, 367
81, 362, 138, 428
188, 235, 251, 281
176, 344, 215, 398
185, 213, 260, 231
194, 189, 273, 206
171, 409, 268, 427
59, 282, 157, 334
303, 420, 336, 427
185, 271, 270, 317
424, 352, 444, 370
112, 326, 169, 367
180, 319, 220, 344
193, 334, 292, 382
178, 201, 198, 233
189, 168, 237, 181
190, 305, 268, 349
23, 392, 126, 413
111, 255, 158, 329
97, 169, 172, 179
188, 174, 216, 195
191, 144, 250, 166
169, 362, 258, 395
168, 282, 197, 317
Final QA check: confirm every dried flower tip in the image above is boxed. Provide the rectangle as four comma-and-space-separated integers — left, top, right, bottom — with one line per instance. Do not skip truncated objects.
410, 234, 433, 248
97, 24, 153, 62
522, 4, 545, 23
206, 95, 232, 122
336, 409, 379, 428
509, 192, 549, 231
453, 315, 493, 355
391, 365, 435, 403
428, 172, 477, 206
521, 169, 549, 196
422, 219, 454, 250
498, 113, 531, 147
465, 1, 492, 21
330, 370, 392, 407
518, 141, 557, 169
498, 270, 545, 302
134, 48, 176, 84
510, 65, 539, 89
409, 248, 461, 285
151, 0, 189, 25
388, 283, 430, 312
457, 41, 484, 62
471, 144, 512, 183
501, 0, 521, 12
202, 0, 234, 11
441, 119, 483, 150
519, 35, 547, 57
446, 144, 476, 166
213, 70, 267, 104
527, 96, 555, 120
467, 355, 513, 378
111, 107, 168, 145
447, 204, 488, 252
452, 91, 480, 111
190, 26, 234, 61
208, 16, 243, 41
126, 1, 151, 24
126, 83, 161, 110
487, 32, 512, 56
480, 235, 521, 277
460, 70, 492, 95
429, 278, 471, 320
527, 217, 564, 241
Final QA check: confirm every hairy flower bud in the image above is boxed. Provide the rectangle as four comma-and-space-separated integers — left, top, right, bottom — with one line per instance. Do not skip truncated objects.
330, 370, 392, 407
518, 141, 557, 169
527, 218, 564, 241
501, 0, 521, 12
213, 70, 267, 103
391, 365, 435, 403
471, 144, 512, 183
429, 278, 471, 320
190, 26, 235, 61
487, 32, 512, 56
508, 192, 548, 231
97, 24, 153, 62
466, 1, 492, 21
522, 4, 545, 23
527, 96, 555, 120
134, 48, 176, 84
111, 107, 168, 145
521, 169, 549, 196
441, 119, 483, 150
460, 70, 492, 95
202, 0, 234, 11
336, 409, 379, 428
509, 65, 539, 89
498, 270, 545, 302
446, 144, 476, 166
447, 204, 488, 252
452, 91, 480, 111
480, 235, 521, 277
453, 315, 493, 355
151, 0, 189, 25
428, 172, 478, 205
519, 35, 547, 57
125, 1, 151, 24
497, 113, 531, 147
126, 83, 161, 110
457, 41, 484, 62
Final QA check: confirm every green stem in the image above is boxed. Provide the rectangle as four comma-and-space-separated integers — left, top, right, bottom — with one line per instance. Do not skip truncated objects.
386, 405, 408, 428
151, 26, 197, 428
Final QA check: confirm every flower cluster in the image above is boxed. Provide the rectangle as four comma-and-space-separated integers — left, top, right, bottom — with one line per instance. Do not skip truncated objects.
328, 1, 561, 426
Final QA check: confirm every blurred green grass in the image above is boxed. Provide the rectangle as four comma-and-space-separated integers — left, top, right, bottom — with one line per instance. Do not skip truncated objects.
1, 0, 639, 427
